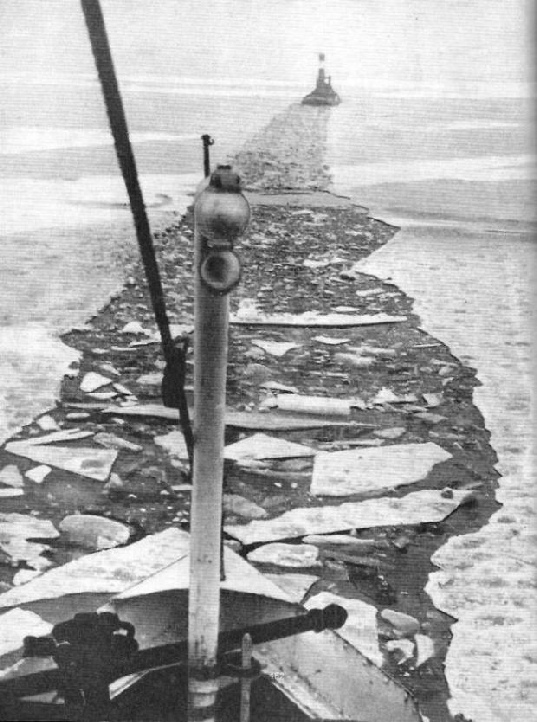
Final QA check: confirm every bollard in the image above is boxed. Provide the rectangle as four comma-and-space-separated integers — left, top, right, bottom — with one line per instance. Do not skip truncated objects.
188, 165, 250, 722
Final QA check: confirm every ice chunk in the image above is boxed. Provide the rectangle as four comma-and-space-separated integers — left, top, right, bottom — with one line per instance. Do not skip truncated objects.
226, 490, 473, 545
230, 311, 407, 328
415, 633, 436, 667
155, 430, 189, 459
0, 512, 57, 568
223, 494, 267, 519
0, 609, 52, 665
263, 573, 318, 603
311, 442, 451, 497
0, 465, 24, 488
25, 465, 52, 484
94, 433, 143, 452
371, 387, 418, 405
80, 372, 113, 393
5, 443, 117, 482
252, 340, 302, 356
313, 335, 350, 345
225, 433, 314, 462
121, 321, 148, 335
104, 405, 351, 431
59, 515, 131, 550
36, 415, 60, 431
0, 513, 58, 541
275, 394, 354, 417
7, 428, 93, 446
385, 639, 415, 664
334, 353, 375, 369
381, 609, 420, 637
0, 528, 189, 608
247, 543, 320, 568
0, 539, 52, 570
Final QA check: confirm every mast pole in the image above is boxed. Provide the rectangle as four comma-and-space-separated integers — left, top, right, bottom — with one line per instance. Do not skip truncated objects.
188, 167, 249, 722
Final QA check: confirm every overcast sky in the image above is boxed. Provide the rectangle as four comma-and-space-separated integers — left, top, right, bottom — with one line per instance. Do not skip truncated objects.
1, 0, 534, 87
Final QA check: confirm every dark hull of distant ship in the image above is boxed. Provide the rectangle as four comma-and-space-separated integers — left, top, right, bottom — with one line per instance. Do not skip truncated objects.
302, 89, 342, 106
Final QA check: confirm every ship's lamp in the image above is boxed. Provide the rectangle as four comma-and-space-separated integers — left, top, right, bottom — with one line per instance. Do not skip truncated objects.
194, 165, 250, 294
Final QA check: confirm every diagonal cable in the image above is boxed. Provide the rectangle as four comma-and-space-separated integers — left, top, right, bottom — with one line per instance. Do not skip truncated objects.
79, 0, 194, 469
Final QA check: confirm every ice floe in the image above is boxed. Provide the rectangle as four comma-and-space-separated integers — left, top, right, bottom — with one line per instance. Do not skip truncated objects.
80, 372, 113, 393
0, 528, 188, 608
246, 543, 321, 568
230, 310, 407, 328
415, 633, 436, 667
36, 415, 60, 431
0, 513, 58, 541
275, 394, 362, 416
223, 494, 267, 519
252, 340, 303, 356
310, 442, 451, 497
25, 465, 52, 484
224, 433, 314, 462
263, 573, 318, 602
0, 465, 24, 488
381, 609, 420, 637
313, 335, 351, 345
6, 442, 117, 482
7, 428, 94, 446
0, 608, 52, 667
59, 514, 131, 550
226, 489, 473, 545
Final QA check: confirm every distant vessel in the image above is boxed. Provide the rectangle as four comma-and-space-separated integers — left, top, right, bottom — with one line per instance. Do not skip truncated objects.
302, 53, 342, 106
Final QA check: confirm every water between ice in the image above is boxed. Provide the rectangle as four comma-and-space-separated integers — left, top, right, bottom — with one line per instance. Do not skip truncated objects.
1, 75, 535, 719
330, 95, 536, 721
0, 171, 195, 446
0, 76, 291, 445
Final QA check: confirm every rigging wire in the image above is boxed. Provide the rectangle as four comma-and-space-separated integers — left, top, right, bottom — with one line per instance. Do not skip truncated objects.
79, 0, 194, 470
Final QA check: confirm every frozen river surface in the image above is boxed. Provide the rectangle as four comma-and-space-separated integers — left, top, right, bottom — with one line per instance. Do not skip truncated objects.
329, 86, 536, 721
351, 220, 536, 722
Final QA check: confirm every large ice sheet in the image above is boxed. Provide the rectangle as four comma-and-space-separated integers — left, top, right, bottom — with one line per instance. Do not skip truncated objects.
103, 404, 351, 431
246, 543, 320, 568
0, 528, 189, 608
0, 527, 296, 610
230, 310, 407, 327
226, 489, 472, 544
0, 608, 52, 668
5, 441, 117, 482
0, 513, 58, 541
311, 442, 451, 497
114, 546, 294, 604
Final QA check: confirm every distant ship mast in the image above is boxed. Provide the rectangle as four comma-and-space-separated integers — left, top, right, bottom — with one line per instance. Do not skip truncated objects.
302, 53, 342, 106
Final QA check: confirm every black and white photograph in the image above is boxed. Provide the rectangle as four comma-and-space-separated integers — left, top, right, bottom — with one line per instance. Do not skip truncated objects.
0, 2, 534, 721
